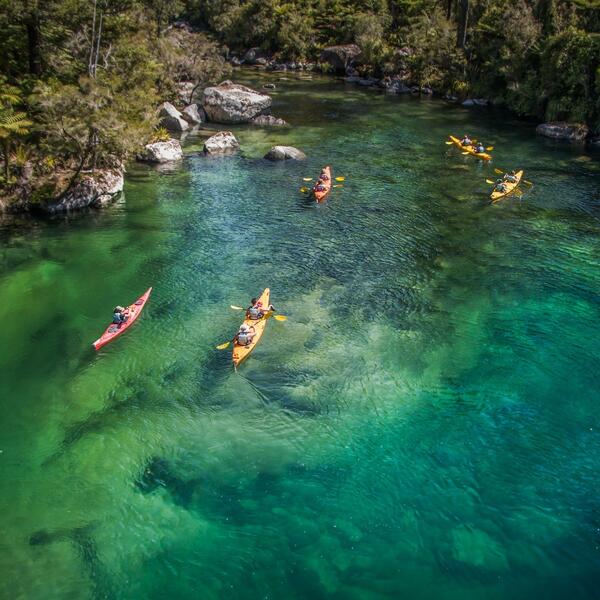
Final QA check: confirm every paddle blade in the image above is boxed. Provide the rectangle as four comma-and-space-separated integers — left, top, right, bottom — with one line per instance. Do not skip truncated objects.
273, 315, 287, 321
230, 305, 244, 310
523, 180, 533, 186
494, 168, 504, 175
303, 177, 313, 181
333, 184, 344, 188
445, 141, 453, 145
461, 151, 470, 155
486, 146, 494, 151
485, 179, 495, 185
216, 341, 231, 350
300, 187, 309, 193
335, 176, 345, 181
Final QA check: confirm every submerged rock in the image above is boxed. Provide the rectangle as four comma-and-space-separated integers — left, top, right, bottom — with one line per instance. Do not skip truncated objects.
462, 98, 489, 107
44, 168, 124, 213
202, 80, 272, 124
158, 101, 189, 132
138, 139, 183, 163
536, 121, 589, 142
264, 145, 306, 160
250, 114, 287, 126
320, 44, 361, 72
203, 131, 240, 154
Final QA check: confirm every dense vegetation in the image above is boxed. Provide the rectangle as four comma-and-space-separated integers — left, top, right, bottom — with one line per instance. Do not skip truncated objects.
188, 0, 600, 131
0, 0, 598, 204
0, 0, 229, 201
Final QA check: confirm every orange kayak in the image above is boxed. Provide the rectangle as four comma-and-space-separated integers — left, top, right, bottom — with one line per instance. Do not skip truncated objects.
93, 287, 152, 350
232, 288, 270, 368
313, 166, 332, 202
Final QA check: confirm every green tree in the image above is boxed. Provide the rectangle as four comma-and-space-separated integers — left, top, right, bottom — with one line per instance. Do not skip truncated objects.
0, 81, 32, 181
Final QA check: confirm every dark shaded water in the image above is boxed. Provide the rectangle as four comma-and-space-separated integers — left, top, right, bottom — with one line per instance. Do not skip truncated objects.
1, 72, 599, 599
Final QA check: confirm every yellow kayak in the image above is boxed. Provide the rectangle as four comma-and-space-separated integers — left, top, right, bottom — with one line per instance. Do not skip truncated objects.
232, 288, 270, 368
449, 135, 492, 161
491, 170, 523, 202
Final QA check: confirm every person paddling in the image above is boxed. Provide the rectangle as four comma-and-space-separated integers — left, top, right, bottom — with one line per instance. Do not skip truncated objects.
234, 324, 256, 346
503, 170, 518, 183
460, 134, 473, 146
246, 297, 275, 320
112, 305, 128, 327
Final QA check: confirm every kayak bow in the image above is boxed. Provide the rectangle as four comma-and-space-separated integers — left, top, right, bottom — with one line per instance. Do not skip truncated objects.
92, 287, 152, 350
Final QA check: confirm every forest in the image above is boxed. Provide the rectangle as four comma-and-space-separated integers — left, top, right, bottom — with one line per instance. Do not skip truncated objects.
0, 0, 598, 203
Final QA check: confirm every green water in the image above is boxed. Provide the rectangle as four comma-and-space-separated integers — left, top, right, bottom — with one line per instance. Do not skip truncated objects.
1, 72, 599, 599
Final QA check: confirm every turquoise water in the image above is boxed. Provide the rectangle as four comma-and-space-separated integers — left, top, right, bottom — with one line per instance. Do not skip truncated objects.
1, 72, 599, 599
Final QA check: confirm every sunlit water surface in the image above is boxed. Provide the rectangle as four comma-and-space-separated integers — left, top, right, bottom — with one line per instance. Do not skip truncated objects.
1, 72, 599, 599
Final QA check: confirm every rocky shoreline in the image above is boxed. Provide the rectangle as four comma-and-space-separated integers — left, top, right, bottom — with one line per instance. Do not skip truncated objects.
2, 49, 597, 216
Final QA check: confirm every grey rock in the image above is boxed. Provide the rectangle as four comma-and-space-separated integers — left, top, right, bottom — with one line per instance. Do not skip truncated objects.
44, 168, 124, 213
536, 122, 589, 142
589, 136, 600, 147
175, 81, 196, 104
264, 145, 306, 161
263, 83, 276, 90
202, 80, 272, 124
320, 44, 362, 72
182, 103, 205, 124
230, 56, 242, 66
243, 47, 267, 65
203, 131, 240, 154
250, 114, 287, 126
462, 98, 489, 107
158, 102, 189, 132
138, 139, 184, 163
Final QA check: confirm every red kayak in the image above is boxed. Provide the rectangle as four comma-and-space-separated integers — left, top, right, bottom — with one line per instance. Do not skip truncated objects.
93, 287, 152, 350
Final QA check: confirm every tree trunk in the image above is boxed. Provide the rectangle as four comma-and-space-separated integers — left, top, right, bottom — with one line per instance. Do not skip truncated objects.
26, 5, 42, 76
457, 0, 469, 48
446, 0, 452, 19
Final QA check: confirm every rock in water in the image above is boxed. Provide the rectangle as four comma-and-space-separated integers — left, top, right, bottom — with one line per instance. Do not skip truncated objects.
139, 139, 184, 163
250, 115, 287, 126
320, 44, 361, 72
201, 80, 272, 124
243, 47, 267, 65
536, 122, 589, 142
158, 102, 189, 132
44, 169, 124, 213
264, 146, 306, 161
203, 131, 240, 154
182, 104, 205, 125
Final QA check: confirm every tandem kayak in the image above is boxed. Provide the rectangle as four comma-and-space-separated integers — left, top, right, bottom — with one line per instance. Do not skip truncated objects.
92, 287, 152, 350
491, 170, 523, 202
232, 288, 270, 368
449, 136, 492, 161
313, 166, 332, 202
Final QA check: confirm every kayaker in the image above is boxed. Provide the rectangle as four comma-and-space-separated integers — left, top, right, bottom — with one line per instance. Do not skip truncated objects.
314, 182, 326, 192
246, 297, 275, 320
474, 143, 485, 154
235, 324, 256, 346
320, 170, 330, 181
494, 180, 507, 193
460, 134, 473, 146
112, 306, 128, 326
503, 171, 517, 183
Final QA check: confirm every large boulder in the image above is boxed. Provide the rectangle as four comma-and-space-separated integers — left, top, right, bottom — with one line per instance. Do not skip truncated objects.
536, 122, 589, 142
320, 44, 361, 72
203, 131, 240, 155
264, 146, 306, 161
250, 114, 287, 126
138, 139, 184, 163
158, 102, 189, 132
175, 81, 196, 104
202, 80, 272, 124
182, 104, 205, 125
243, 47, 267, 65
44, 168, 124, 213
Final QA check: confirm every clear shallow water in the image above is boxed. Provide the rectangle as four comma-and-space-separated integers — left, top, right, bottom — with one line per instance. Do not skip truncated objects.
1, 72, 599, 599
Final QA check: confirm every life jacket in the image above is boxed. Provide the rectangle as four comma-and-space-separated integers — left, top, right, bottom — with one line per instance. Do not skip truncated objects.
248, 306, 262, 320
237, 332, 250, 345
